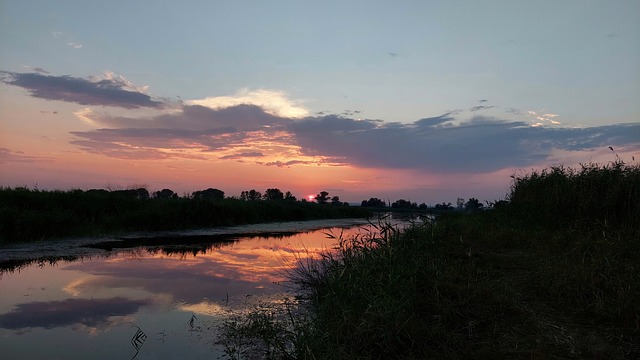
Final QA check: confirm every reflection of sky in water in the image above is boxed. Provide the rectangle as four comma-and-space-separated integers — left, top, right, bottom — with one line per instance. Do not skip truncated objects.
0, 225, 369, 359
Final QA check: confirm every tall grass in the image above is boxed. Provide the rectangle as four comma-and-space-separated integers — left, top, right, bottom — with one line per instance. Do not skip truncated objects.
508, 159, 640, 231
506, 159, 640, 330
220, 160, 640, 359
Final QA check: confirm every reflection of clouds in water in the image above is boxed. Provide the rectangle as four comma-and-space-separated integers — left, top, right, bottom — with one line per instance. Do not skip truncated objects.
178, 300, 227, 317
0, 297, 151, 331
60, 227, 360, 307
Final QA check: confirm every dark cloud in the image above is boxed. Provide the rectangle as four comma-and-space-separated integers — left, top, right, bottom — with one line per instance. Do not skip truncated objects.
67, 100, 640, 173
0, 148, 54, 164
414, 113, 455, 127
220, 151, 264, 160
32, 67, 49, 74
261, 160, 319, 167
289, 115, 640, 173
71, 127, 239, 148
81, 104, 284, 131
0, 71, 165, 109
0, 297, 151, 330
69, 105, 287, 160
470, 105, 497, 112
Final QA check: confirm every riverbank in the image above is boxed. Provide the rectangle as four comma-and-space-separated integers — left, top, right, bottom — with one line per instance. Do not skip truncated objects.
220, 160, 640, 359
222, 211, 640, 359
0, 218, 370, 273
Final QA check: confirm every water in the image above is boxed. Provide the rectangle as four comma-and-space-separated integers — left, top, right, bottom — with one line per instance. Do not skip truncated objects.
0, 218, 424, 360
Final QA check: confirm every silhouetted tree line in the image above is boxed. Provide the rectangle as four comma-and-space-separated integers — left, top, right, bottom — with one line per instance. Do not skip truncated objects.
361, 197, 386, 208
434, 202, 454, 210
360, 197, 485, 212
86, 186, 352, 205
240, 188, 297, 202
0, 186, 370, 242
314, 191, 349, 206
105, 186, 485, 212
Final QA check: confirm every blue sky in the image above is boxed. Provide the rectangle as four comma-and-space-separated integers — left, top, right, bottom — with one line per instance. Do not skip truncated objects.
1, 1, 639, 203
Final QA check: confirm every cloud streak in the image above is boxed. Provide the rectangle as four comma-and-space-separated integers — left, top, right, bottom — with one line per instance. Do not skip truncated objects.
1, 71, 165, 109
0, 148, 54, 164
67, 99, 640, 174
69, 104, 294, 160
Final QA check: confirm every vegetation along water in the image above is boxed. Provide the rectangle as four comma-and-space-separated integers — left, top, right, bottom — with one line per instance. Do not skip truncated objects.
0, 187, 370, 243
219, 159, 640, 359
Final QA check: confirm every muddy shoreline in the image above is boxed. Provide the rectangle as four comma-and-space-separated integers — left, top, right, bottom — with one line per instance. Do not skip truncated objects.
0, 218, 369, 269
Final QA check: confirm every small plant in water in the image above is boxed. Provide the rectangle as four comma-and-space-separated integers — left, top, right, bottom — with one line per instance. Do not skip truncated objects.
130, 325, 147, 360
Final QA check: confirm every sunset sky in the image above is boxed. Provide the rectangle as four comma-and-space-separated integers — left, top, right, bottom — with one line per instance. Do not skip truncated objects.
1, 1, 639, 204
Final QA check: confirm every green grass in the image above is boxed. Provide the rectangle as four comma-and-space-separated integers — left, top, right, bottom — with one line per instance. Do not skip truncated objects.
219, 160, 640, 359
0, 188, 370, 243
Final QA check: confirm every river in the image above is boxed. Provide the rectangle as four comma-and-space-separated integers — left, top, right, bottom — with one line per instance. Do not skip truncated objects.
0, 215, 428, 359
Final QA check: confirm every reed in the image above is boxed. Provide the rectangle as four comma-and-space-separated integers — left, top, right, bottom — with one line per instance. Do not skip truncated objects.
508, 158, 640, 231
220, 160, 640, 359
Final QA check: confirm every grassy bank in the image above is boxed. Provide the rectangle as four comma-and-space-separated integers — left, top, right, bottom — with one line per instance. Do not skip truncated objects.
220, 160, 640, 359
0, 188, 370, 243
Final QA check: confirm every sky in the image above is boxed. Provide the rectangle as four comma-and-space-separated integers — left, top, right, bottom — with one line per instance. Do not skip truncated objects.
1, 0, 639, 204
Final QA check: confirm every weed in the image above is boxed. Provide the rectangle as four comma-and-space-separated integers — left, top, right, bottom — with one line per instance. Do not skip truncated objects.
220, 160, 640, 359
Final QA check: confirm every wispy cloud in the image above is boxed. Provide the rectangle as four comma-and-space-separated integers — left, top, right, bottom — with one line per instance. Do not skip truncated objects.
260, 160, 322, 168
470, 105, 497, 112
219, 151, 265, 160
0, 71, 165, 109
0, 148, 54, 164
21, 65, 49, 74
52, 30, 83, 49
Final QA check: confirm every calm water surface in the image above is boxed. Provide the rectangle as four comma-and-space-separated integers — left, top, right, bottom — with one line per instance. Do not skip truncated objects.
0, 219, 419, 360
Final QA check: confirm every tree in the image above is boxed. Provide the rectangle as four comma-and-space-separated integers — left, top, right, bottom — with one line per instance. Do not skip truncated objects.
434, 202, 454, 210
192, 188, 225, 200
284, 191, 296, 201
464, 197, 484, 211
331, 196, 342, 206
490, 200, 509, 210
135, 188, 150, 200
264, 188, 284, 201
154, 189, 176, 199
240, 189, 262, 201
418, 202, 428, 210
113, 188, 149, 199
391, 199, 417, 209
361, 197, 386, 208
315, 191, 329, 204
